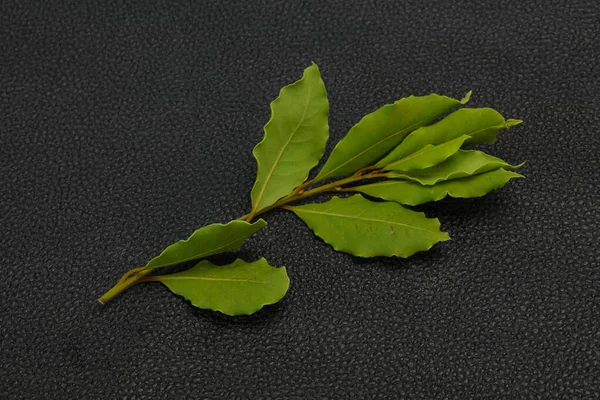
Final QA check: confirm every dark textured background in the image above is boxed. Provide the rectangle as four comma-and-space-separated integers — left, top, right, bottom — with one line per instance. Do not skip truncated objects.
1, 0, 599, 398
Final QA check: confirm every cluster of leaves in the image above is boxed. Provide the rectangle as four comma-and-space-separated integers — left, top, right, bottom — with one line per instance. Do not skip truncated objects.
99, 63, 524, 316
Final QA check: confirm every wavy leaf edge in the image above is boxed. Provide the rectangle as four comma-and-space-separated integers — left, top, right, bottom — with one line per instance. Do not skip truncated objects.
158, 257, 290, 316
250, 62, 329, 213
145, 219, 267, 269
353, 168, 525, 206
285, 194, 450, 258
315, 91, 472, 180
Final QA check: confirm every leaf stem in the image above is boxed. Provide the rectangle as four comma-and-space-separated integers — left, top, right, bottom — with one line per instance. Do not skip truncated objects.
100, 168, 387, 304
119, 266, 146, 282
292, 165, 380, 194
98, 268, 152, 304
137, 276, 164, 283
248, 170, 387, 221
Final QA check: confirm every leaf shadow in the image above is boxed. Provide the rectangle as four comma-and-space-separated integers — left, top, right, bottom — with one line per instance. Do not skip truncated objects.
335, 195, 507, 275
417, 192, 509, 222
187, 297, 288, 326
351, 243, 447, 273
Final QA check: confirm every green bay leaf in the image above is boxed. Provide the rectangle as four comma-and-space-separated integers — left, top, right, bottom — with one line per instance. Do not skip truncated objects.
353, 168, 524, 206
286, 194, 449, 258
388, 150, 522, 185
250, 63, 329, 213
383, 134, 470, 172
146, 219, 267, 269
377, 108, 522, 165
315, 92, 471, 180
153, 258, 289, 316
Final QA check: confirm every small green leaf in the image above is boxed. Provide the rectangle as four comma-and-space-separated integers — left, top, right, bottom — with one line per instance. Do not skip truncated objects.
353, 168, 524, 206
377, 108, 522, 165
286, 194, 449, 258
154, 258, 290, 316
145, 219, 267, 269
250, 63, 329, 213
315, 92, 471, 180
383, 135, 470, 172
388, 150, 522, 185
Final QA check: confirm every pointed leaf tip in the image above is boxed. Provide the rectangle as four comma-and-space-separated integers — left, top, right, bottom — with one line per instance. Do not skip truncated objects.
505, 119, 523, 127
515, 161, 527, 168
461, 90, 472, 104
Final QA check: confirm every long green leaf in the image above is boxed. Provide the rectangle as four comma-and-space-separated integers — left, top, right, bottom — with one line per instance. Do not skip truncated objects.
352, 168, 524, 206
146, 219, 267, 269
153, 258, 289, 316
388, 150, 522, 185
315, 92, 471, 180
383, 135, 470, 172
286, 194, 449, 258
250, 63, 329, 213
377, 108, 522, 165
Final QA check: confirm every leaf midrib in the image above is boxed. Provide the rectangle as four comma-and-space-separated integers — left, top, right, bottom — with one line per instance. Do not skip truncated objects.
461, 122, 503, 139
389, 118, 503, 161
253, 84, 313, 211
400, 162, 508, 178
160, 276, 271, 284
291, 207, 438, 234
387, 135, 468, 170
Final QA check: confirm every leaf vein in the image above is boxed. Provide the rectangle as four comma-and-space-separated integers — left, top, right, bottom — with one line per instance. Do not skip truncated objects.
253, 84, 313, 210
293, 208, 437, 234
161, 276, 271, 284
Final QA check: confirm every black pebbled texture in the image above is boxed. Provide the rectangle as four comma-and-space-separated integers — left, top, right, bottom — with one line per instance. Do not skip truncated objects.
1, 1, 599, 399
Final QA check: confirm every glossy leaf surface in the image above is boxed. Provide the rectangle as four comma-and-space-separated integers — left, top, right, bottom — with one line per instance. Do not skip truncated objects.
146, 219, 267, 269
353, 168, 524, 206
383, 135, 470, 172
156, 258, 289, 316
251, 63, 329, 213
286, 194, 449, 258
388, 150, 521, 185
378, 108, 522, 165
315, 92, 471, 180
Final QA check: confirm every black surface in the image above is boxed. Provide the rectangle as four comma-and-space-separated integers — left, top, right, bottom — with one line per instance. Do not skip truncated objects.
1, 1, 599, 398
